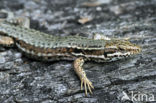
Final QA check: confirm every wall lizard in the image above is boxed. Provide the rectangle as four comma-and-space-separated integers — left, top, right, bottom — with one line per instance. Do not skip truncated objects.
0, 10, 141, 95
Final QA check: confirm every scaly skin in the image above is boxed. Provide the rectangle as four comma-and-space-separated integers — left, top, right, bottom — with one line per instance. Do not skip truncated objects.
0, 12, 141, 95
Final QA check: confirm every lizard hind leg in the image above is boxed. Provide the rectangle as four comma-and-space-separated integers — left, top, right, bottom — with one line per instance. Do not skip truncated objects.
0, 10, 30, 28
6, 17, 30, 28
0, 10, 14, 22
74, 57, 94, 95
0, 35, 14, 47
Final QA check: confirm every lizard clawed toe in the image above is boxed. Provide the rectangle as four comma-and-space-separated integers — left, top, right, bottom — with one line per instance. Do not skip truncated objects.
74, 57, 94, 95
80, 76, 94, 95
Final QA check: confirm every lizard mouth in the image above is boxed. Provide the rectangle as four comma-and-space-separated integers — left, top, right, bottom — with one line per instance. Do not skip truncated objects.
105, 40, 141, 58
118, 45, 141, 55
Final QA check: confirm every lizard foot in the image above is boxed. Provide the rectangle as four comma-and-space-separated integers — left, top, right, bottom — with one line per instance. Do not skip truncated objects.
80, 75, 94, 95
74, 57, 94, 95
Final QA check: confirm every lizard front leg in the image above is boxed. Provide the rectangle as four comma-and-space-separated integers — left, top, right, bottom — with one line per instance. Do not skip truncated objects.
74, 57, 94, 95
93, 33, 130, 40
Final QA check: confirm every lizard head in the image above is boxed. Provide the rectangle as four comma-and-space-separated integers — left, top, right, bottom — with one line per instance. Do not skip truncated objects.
104, 39, 141, 58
